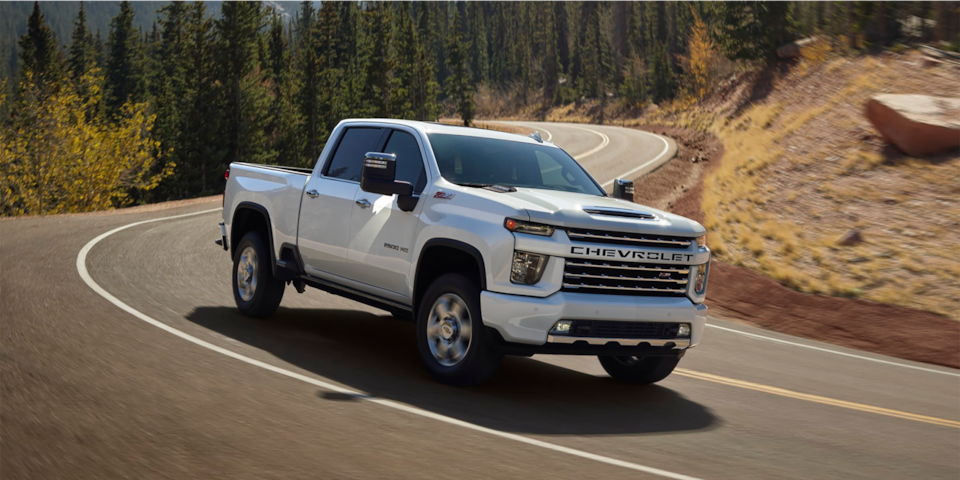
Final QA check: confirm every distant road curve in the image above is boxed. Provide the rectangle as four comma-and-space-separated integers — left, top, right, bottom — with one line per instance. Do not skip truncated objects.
490, 120, 677, 191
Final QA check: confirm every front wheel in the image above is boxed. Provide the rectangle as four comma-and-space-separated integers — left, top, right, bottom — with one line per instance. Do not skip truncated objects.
232, 231, 285, 318
598, 355, 681, 384
416, 273, 503, 386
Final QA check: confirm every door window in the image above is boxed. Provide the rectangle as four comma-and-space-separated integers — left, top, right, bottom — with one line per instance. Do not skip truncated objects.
383, 130, 427, 193
324, 128, 384, 182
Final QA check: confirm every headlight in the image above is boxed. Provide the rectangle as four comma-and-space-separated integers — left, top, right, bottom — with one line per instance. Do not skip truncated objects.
511, 251, 547, 284
694, 263, 709, 294
504, 218, 555, 237
696, 235, 707, 248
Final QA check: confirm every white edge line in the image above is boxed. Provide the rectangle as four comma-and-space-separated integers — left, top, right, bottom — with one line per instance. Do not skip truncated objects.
572, 127, 610, 161
707, 324, 960, 378
75, 208, 705, 480
601, 130, 671, 188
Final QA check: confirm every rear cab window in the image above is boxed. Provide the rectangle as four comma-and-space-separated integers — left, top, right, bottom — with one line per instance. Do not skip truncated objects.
324, 127, 384, 181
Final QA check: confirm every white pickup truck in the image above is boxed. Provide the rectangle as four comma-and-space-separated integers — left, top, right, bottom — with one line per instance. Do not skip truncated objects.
218, 119, 710, 385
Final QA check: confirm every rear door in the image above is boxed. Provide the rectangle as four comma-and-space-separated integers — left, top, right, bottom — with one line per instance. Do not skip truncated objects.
347, 128, 429, 300
298, 126, 386, 279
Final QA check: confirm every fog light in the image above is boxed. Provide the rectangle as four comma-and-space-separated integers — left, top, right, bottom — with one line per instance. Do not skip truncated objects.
678, 323, 691, 337
511, 251, 547, 284
551, 320, 573, 334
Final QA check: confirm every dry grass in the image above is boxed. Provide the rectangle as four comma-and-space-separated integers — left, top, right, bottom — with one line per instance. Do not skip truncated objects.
698, 49, 960, 319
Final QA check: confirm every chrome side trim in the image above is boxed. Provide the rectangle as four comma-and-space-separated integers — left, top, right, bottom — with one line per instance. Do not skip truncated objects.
547, 335, 690, 348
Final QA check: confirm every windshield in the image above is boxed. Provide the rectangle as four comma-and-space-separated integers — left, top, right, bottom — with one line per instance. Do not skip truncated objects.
428, 133, 605, 196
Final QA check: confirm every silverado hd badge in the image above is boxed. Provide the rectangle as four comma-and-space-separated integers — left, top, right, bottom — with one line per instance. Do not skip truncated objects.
570, 246, 694, 262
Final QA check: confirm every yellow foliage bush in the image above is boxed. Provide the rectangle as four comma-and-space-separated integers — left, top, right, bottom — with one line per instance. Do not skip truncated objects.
0, 71, 173, 216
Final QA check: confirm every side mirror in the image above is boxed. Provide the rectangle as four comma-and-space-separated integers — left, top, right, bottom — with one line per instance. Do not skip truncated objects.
361, 152, 414, 197
612, 178, 635, 201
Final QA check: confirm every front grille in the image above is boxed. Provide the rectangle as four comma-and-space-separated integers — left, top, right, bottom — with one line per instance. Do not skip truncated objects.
562, 259, 690, 296
564, 320, 679, 339
566, 228, 693, 249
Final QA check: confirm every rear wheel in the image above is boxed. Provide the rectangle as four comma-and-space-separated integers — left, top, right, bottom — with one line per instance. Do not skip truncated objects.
598, 355, 681, 384
416, 273, 502, 386
232, 231, 284, 318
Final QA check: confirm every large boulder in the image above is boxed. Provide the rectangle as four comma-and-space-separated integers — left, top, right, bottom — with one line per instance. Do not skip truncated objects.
777, 37, 821, 59
865, 94, 960, 156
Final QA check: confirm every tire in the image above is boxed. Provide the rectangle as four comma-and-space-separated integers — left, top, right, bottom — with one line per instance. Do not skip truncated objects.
598, 355, 681, 384
416, 273, 503, 386
232, 231, 285, 318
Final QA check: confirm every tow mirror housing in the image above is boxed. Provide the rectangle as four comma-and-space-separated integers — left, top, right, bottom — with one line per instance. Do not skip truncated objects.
361, 152, 414, 197
612, 178, 635, 201
360, 152, 418, 212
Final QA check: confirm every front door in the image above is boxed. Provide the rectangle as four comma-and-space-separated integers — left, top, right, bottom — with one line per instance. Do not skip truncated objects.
298, 126, 385, 279
347, 128, 428, 300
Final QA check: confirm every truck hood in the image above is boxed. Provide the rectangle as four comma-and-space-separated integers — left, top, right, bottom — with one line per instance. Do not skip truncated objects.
507, 188, 705, 237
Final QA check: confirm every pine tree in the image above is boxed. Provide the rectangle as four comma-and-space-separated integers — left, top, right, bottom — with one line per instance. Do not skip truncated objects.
466, 2, 488, 85
390, 2, 418, 120
360, 3, 393, 117
151, 1, 188, 197
105, 1, 147, 116
214, 1, 267, 165
445, 10, 474, 126
18, 1, 63, 91
712, 1, 796, 61
181, 1, 220, 195
68, 2, 97, 86
264, 13, 299, 165
316, 1, 341, 134
294, 0, 321, 163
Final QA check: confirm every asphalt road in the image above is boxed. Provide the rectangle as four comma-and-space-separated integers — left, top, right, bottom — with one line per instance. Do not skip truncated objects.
2, 123, 958, 480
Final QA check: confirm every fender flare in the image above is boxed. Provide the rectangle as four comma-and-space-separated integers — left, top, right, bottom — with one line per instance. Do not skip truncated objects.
414, 238, 488, 313
231, 202, 278, 275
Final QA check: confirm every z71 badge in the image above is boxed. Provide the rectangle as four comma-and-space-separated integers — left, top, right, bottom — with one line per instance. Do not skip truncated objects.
433, 191, 455, 200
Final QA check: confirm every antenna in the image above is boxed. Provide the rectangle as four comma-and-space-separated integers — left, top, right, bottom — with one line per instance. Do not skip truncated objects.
529, 131, 543, 143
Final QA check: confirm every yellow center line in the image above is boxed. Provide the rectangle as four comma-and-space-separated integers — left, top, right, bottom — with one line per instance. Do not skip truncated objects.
675, 368, 960, 429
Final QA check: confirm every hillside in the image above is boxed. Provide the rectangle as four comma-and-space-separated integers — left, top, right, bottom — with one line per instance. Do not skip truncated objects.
0, 1, 310, 81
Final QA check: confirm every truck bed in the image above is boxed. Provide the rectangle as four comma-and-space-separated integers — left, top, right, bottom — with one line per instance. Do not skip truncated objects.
232, 162, 313, 175
224, 162, 312, 258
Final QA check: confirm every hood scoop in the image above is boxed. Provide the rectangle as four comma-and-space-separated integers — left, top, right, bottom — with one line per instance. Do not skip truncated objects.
583, 207, 657, 220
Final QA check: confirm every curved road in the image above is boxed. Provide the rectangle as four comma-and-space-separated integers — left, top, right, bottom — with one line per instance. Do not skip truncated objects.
2, 124, 958, 480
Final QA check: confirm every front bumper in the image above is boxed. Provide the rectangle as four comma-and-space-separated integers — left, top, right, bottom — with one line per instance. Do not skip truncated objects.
480, 290, 707, 349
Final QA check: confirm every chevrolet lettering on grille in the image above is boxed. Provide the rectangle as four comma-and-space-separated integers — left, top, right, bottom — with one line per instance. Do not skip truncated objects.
569, 246, 695, 262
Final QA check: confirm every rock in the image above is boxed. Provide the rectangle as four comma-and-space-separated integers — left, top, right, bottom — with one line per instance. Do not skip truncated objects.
837, 229, 864, 246
777, 36, 821, 59
865, 94, 960, 156
920, 56, 943, 68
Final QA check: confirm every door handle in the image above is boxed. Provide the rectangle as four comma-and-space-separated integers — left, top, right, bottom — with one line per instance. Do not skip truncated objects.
355, 199, 371, 209
306, 189, 320, 198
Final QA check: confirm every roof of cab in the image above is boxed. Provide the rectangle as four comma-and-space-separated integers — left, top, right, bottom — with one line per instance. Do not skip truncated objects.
337, 118, 556, 147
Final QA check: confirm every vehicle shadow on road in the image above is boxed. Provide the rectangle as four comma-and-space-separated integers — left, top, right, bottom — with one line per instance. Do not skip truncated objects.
186, 306, 719, 436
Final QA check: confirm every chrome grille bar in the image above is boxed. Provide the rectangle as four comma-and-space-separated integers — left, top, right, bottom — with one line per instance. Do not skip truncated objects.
565, 260, 689, 274
564, 272, 688, 284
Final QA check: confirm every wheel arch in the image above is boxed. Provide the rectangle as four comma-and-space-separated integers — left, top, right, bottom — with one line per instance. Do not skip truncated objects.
413, 239, 487, 315
231, 202, 277, 273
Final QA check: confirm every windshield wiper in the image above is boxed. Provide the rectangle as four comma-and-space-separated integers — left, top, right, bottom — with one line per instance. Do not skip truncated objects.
457, 183, 518, 193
